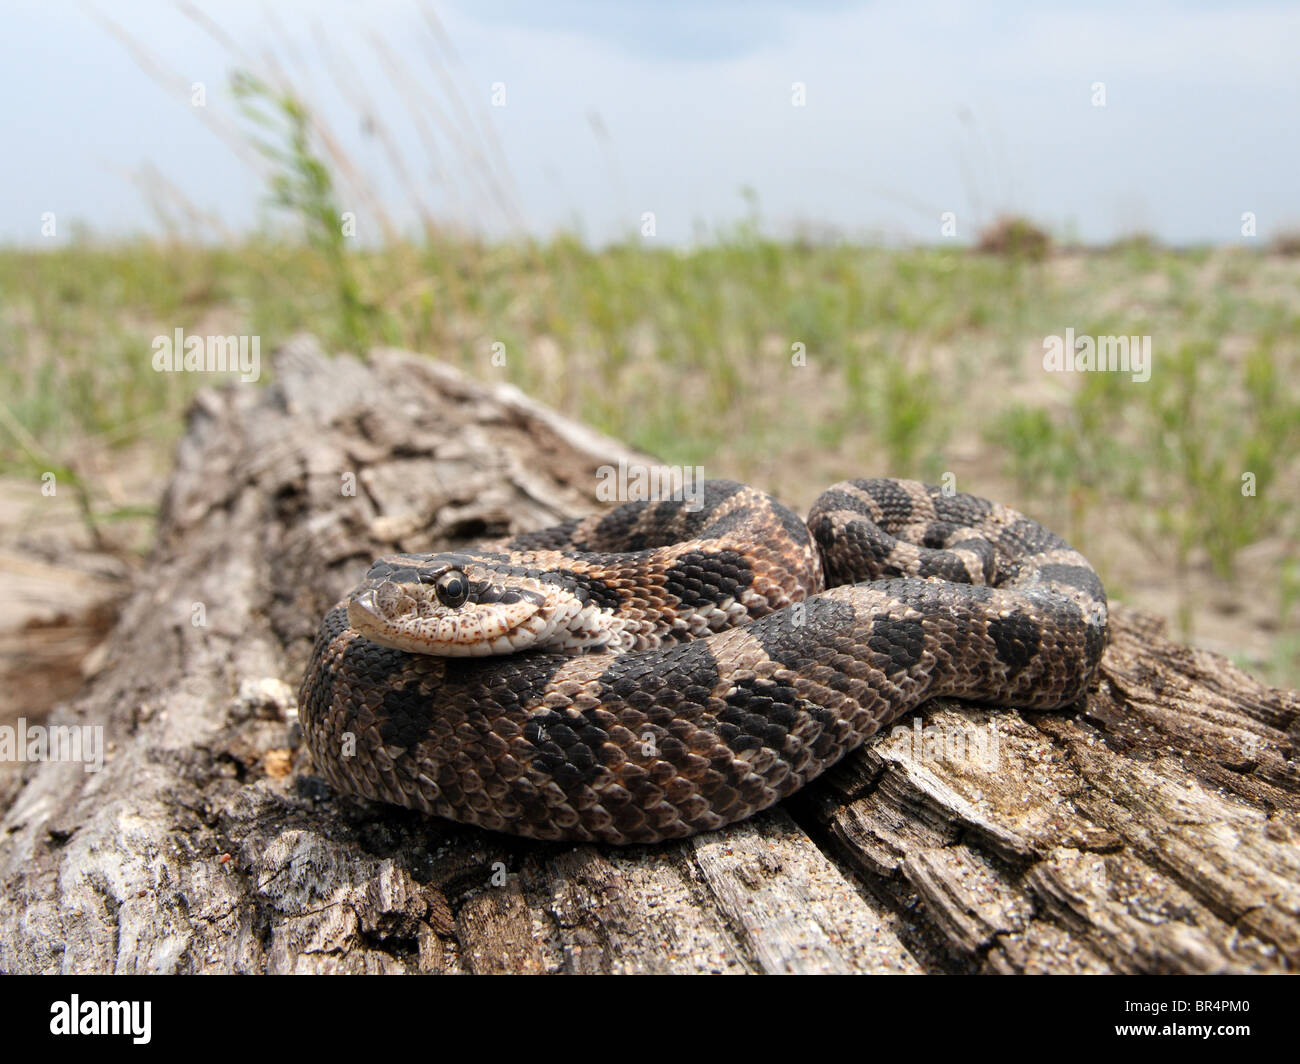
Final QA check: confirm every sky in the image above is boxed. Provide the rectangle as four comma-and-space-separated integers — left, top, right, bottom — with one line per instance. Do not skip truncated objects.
0, 0, 1296, 247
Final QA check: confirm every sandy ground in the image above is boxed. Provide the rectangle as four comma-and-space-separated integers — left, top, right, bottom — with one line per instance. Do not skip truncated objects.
0, 448, 158, 728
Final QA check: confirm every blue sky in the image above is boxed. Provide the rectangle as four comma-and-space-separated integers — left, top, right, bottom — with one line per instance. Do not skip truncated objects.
1, 0, 1296, 246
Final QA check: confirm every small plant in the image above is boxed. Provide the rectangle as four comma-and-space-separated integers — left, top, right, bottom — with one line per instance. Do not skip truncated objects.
991, 404, 1076, 500
1108, 232, 1161, 269
1108, 232, 1159, 253
975, 216, 1052, 260
875, 358, 941, 477
1270, 229, 1300, 256
231, 71, 374, 353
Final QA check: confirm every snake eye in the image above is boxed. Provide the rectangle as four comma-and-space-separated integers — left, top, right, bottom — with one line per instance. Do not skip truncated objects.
433, 570, 469, 609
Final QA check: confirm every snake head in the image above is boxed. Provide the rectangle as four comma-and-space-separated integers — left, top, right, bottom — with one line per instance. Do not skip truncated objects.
346, 553, 581, 656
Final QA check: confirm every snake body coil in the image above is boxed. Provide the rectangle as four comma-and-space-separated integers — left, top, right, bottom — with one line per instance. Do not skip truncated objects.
299, 479, 1108, 844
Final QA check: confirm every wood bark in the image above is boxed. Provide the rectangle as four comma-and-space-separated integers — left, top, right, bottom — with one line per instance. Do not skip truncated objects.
1, 335, 1296, 974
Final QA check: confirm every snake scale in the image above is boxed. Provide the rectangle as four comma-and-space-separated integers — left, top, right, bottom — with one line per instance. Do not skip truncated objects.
299, 479, 1108, 844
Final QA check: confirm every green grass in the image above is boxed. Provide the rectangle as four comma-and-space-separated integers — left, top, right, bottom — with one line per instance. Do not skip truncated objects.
3, 237, 1297, 507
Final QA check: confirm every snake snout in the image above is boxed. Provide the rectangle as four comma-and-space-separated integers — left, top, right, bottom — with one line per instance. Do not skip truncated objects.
347, 586, 398, 624
346, 572, 550, 656
346, 583, 417, 645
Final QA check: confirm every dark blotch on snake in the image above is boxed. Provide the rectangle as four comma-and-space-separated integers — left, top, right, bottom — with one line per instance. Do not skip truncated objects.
930, 485, 993, 521
378, 678, 434, 748
747, 596, 857, 670
663, 549, 753, 609
999, 518, 1066, 556
921, 521, 956, 549
1037, 563, 1107, 603
719, 675, 802, 751
867, 617, 926, 676
596, 638, 721, 709
860, 479, 915, 523
987, 611, 1042, 675
810, 489, 874, 521
916, 550, 976, 582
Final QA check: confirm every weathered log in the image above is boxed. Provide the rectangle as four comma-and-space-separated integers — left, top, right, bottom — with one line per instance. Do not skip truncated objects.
1, 335, 1295, 974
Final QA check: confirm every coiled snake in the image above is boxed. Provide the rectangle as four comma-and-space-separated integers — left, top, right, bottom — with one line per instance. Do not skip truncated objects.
298, 479, 1108, 844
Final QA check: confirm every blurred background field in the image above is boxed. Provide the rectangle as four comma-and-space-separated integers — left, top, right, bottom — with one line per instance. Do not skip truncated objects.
0, 2, 1297, 718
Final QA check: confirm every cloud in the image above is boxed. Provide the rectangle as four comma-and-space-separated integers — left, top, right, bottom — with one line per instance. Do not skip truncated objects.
451, 0, 867, 62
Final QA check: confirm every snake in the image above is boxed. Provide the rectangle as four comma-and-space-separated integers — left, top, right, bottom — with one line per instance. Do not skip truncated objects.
298, 479, 1108, 845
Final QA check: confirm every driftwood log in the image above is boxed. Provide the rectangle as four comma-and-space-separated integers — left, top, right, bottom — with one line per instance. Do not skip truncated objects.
1, 335, 1296, 975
